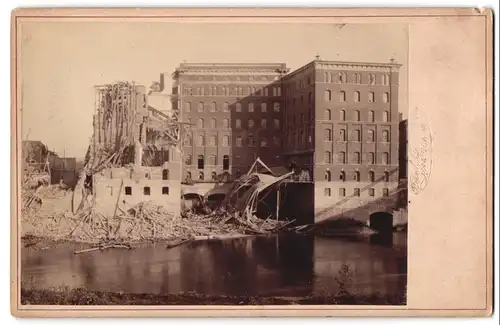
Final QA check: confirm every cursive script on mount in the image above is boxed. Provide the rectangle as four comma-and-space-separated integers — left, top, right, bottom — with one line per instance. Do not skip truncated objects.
409, 106, 433, 195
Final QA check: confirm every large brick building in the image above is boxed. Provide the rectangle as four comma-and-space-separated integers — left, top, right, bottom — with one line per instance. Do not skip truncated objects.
171, 63, 289, 182
170, 58, 402, 217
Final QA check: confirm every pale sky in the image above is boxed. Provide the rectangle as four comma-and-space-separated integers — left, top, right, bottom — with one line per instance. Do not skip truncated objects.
19, 21, 408, 159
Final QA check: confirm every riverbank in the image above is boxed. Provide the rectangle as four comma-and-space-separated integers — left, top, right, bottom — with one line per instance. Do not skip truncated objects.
20, 287, 406, 305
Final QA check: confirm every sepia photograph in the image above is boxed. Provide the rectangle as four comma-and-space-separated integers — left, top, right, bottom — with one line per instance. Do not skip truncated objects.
18, 18, 408, 307
11, 8, 492, 318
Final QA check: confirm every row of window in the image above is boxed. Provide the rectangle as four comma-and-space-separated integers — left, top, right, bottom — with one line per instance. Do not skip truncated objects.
183, 86, 282, 97
324, 72, 391, 86
325, 170, 391, 182
184, 135, 281, 147
122, 186, 170, 196
184, 101, 280, 113
324, 129, 391, 142
185, 170, 232, 182
324, 109, 391, 122
324, 151, 390, 165
324, 90, 390, 103
185, 155, 231, 170
189, 118, 280, 129
324, 187, 390, 197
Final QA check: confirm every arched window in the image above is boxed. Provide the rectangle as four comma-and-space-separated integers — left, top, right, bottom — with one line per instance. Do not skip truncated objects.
184, 102, 191, 112
196, 118, 204, 128
384, 171, 390, 182
368, 129, 375, 142
325, 170, 332, 181
383, 92, 389, 103
368, 110, 375, 122
369, 171, 375, 182
340, 171, 346, 181
235, 103, 242, 112
162, 169, 169, 180
222, 135, 229, 146
223, 102, 229, 112
354, 152, 361, 164
324, 109, 331, 120
339, 151, 346, 164
223, 118, 229, 128
325, 90, 332, 101
382, 153, 389, 165
340, 129, 346, 141
185, 155, 192, 165
209, 135, 217, 146
353, 130, 361, 141
185, 171, 192, 181
211, 86, 217, 95
248, 134, 255, 146
198, 102, 204, 112
324, 151, 332, 164
368, 92, 374, 103
211, 171, 217, 181
340, 109, 346, 121
199, 171, 204, 181
197, 135, 205, 146
340, 91, 346, 102
197, 155, 204, 169
210, 102, 217, 112
355, 110, 361, 121
354, 171, 360, 182
261, 103, 267, 112
382, 130, 390, 142
209, 155, 217, 165
369, 74, 375, 85
369, 152, 375, 164
248, 119, 254, 128
236, 136, 242, 147
210, 118, 216, 129
248, 102, 254, 112
354, 91, 360, 102
339, 72, 346, 83
383, 111, 389, 122
324, 129, 332, 141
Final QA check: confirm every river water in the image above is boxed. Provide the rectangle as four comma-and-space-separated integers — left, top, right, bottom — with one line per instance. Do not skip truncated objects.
21, 233, 407, 298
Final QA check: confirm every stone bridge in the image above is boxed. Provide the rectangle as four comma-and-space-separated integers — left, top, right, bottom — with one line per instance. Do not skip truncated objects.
315, 180, 408, 231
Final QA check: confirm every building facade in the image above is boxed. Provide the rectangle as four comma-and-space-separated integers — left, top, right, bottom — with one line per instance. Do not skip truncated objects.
297, 60, 402, 213
171, 59, 403, 220
171, 63, 289, 183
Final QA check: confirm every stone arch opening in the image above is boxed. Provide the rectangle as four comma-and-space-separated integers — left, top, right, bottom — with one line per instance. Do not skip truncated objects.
369, 211, 393, 233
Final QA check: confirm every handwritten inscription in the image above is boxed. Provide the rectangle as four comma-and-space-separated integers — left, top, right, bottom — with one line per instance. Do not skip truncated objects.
409, 106, 433, 195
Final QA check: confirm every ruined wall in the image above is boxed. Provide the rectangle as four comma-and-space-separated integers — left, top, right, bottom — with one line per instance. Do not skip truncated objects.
93, 166, 181, 217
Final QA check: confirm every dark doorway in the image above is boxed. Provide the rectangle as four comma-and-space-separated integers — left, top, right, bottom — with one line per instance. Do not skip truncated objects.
369, 212, 393, 233
223, 155, 229, 170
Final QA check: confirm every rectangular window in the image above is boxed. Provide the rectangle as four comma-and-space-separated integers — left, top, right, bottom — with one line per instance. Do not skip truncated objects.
324, 188, 331, 196
383, 188, 389, 197
368, 188, 375, 196
354, 188, 360, 196
143, 187, 151, 196
339, 188, 346, 197
162, 186, 169, 195
125, 186, 132, 195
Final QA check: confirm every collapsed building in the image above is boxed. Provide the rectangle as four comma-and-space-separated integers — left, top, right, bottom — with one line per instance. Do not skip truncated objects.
73, 82, 182, 217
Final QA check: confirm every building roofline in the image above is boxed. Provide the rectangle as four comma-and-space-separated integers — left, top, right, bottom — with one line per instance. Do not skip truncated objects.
283, 59, 402, 80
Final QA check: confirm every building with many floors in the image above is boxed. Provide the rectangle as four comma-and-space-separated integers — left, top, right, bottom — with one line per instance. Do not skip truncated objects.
170, 57, 403, 217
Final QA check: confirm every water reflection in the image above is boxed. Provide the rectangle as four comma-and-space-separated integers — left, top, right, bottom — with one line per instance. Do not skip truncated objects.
22, 233, 407, 298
